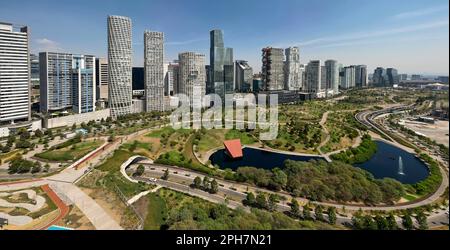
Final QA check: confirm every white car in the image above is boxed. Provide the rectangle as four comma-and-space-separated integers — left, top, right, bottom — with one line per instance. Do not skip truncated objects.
149, 177, 157, 183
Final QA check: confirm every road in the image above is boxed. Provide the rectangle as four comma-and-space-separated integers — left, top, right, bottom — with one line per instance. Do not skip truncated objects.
126, 162, 449, 228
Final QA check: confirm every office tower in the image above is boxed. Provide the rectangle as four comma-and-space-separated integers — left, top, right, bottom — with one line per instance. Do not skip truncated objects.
399, 74, 408, 81
209, 29, 234, 100
108, 15, 132, 118
0, 22, 30, 124
72, 55, 96, 113
437, 76, 449, 84
321, 66, 327, 91
95, 58, 108, 101
30, 54, 39, 87
372, 67, 387, 86
39, 52, 96, 114
299, 64, 306, 91
262, 47, 284, 91
341, 66, 356, 89
355, 65, 367, 87
284, 47, 302, 91
305, 60, 321, 94
144, 30, 164, 112
325, 60, 339, 95
166, 61, 179, 96
386, 68, 399, 86
411, 74, 422, 80
178, 52, 206, 103
235, 60, 253, 92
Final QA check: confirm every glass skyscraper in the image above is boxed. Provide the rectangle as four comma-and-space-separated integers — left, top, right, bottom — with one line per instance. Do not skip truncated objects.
208, 29, 233, 102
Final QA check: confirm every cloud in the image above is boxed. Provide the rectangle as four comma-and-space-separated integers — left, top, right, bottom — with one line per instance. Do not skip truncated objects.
294, 20, 449, 48
35, 38, 63, 52
166, 37, 208, 46
393, 6, 448, 19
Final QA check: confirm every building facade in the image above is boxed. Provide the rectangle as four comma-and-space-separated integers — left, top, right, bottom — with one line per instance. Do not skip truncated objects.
166, 61, 179, 96
0, 22, 30, 124
284, 47, 302, 91
234, 60, 253, 92
262, 47, 284, 91
108, 15, 132, 118
39, 52, 96, 114
355, 65, 367, 88
372, 67, 387, 87
95, 58, 108, 101
325, 60, 339, 95
386, 68, 399, 86
305, 60, 322, 95
144, 30, 164, 112
178, 52, 206, 104
208, 29, 234, 100
341, 66, 356, 89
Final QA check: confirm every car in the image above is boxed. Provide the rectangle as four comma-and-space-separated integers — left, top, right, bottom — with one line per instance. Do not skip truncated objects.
149, 177, 157, 183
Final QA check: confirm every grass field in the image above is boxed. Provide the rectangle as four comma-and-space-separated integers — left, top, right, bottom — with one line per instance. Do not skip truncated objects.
35, 140, 104, 162
225, 129, 257, 145
143, 193, 167, 230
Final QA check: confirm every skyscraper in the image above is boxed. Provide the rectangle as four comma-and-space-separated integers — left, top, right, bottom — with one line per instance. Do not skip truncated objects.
209, 29, 233, 100
108, 15, 132, 118
372, 67, 387, 86
355, 65, 367, 88
325, 60, 339, 95
262, 47, 284, 91
284, 47, 302, 91
235, 60, 253, 92
144, 30, 164, 112
341, 66, 356, 89
39, 52, 96, 114
166, 61, 179, 96
95, 58, 108, 101
178, 52, 206, 104
386, 68, 399, 86
305, 60, 321, 94
30, 54, 39, 88
0, 22, 30, 124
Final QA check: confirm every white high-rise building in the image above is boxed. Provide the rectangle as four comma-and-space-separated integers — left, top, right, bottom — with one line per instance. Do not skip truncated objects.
0, 22, 30, 124
325, 60, 339, 95
342, 66, 356, 89
108, 15, 132, 118
284, 47, 302, 91
178, 52, 206, 104
144, 30, 164, 112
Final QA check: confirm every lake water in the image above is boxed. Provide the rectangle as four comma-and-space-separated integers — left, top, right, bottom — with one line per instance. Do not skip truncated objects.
209, 147, 324, 171
354, 141, 429, 184
209, 141, 429, 184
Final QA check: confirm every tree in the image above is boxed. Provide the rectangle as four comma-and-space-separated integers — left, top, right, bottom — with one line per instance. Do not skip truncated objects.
256, 193, 268, 209
193, 176, 202, 189
244, 192, 256, 206
31, 162, 42, 174
209, 179, 219, 194
34, 129, 43, 138
202, 176, 210, 190
314, 205, 324, 221
135, 164, 145, 176
302, 204, 312, 220
72, 123, 77, 131
267, 194, 278, 212
363, 215, 378, 230
402, 214, 414, 230
327, 207, 337, 225
386, 213, 398, 230
375, 215, 389, 230
44, 163, 50, 172
290, 198, 300, 218
416, 212, 428, 230
161, 168, 169, 180
108, 134, 115, 142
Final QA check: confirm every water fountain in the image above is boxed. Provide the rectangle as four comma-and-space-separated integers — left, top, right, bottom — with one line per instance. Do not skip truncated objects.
398, 156, 405, 175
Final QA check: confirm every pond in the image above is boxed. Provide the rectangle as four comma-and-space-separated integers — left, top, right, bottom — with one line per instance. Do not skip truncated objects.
209, 147, 325, 171
354, 141, 429, 184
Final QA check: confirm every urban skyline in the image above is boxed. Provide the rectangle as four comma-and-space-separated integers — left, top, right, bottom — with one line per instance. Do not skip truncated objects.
0, 0, 448, 75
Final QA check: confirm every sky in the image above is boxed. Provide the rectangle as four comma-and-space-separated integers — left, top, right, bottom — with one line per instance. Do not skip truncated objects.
1, 0, 449, 75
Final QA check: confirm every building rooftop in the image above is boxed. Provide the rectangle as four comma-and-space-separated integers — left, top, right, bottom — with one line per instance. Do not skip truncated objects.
223, 139, 243, 159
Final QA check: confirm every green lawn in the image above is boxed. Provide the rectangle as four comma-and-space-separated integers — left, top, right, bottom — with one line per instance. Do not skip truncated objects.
35, 140, 104, 162
146, 127, 176, 138
144, 193, 167, 230
225, 129, 256, 145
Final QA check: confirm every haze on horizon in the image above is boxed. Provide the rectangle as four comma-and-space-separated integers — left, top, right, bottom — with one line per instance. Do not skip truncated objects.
1, 0, 448, 75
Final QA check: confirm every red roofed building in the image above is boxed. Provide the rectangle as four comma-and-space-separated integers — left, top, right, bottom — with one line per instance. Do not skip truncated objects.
223, 139, 243, 159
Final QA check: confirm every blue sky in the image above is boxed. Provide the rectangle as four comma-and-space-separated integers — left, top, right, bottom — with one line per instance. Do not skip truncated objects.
1, 0, 448, 75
